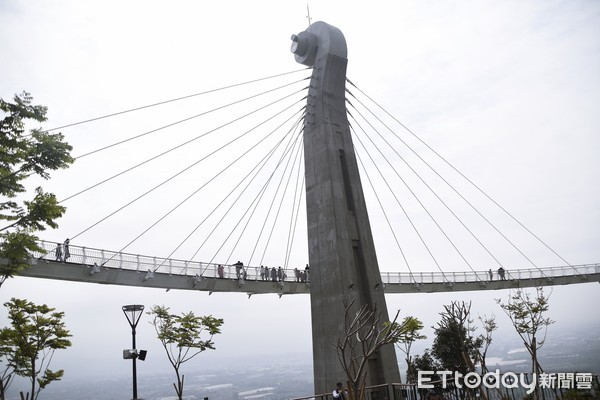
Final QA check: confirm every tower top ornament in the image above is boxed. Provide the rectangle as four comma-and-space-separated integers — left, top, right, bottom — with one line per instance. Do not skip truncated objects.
290, 21, 347, 67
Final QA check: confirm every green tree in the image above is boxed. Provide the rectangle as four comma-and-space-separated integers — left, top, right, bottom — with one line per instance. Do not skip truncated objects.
411, 350, 443, 398
0, 328, 18, 400
0, 298, 72, 400
431, 301, 488, 400
496, 287, 553, 400
0, 91, 74, 287
148, 305, 223, 400
411, 349, 441, 377
390, 316, 426, 383
431, 301, 480, 375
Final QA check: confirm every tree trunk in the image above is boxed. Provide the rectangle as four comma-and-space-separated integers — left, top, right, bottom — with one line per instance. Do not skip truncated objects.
531, 343, 540, 400
173, 367, 184, 400
29, 358, 36, 400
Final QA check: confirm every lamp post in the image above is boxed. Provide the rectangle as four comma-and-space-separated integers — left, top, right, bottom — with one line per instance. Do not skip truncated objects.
122, 304, 144, 399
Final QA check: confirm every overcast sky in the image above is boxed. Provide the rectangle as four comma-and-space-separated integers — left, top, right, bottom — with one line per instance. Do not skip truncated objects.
1, 0, 599, 394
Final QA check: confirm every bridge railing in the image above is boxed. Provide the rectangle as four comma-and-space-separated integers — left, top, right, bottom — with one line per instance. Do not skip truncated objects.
381, 263, 600, 286
289, 383, 418, 400
35, 241, 309, 283
34, 241, 599, 286
288, 374, 600, 400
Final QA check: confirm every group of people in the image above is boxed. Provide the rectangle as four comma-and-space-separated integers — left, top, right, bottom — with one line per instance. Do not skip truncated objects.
260, 265, 287, 282
215, 261, 248, 280
488, 267, 507, 281
293, 265, 310, 283
54, 238, 71, 262
214, 261, 310, 283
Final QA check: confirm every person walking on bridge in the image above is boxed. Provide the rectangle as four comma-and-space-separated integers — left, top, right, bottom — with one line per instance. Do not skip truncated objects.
63, 238, 70, 261
234, 261, 243, 279
54, 242, 63, 261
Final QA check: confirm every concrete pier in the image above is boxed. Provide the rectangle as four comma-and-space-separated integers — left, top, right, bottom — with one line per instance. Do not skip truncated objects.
291, 21, 401, 395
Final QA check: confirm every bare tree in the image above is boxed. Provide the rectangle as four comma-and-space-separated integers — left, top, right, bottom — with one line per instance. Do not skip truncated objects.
475, 314, 497, 376
333, 298, 413, 400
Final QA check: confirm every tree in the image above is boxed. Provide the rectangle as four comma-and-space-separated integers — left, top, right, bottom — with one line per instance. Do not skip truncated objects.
390, 316, 426, 383
411, 350, 444, 399
148, 305, 223, 400
0, 298, 72, 400
431, 301, 488, 400
0, 91, 74, 287
333, 299, 414, 400
431, 302, 480, 375
0, 329, 18, 400
412, 349, 441, 375
496, 287, 554, 400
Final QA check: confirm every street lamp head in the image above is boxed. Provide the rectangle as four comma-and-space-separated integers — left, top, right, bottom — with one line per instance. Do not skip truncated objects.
122, 304, 145, 328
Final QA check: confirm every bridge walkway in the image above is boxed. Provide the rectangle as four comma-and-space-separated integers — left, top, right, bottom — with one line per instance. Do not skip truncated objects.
12, 241, 600, 295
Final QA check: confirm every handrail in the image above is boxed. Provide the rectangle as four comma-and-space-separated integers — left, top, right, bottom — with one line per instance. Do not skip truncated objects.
287, 375, 600, 400
288, 382, 418, 400
25, 240, 600, 286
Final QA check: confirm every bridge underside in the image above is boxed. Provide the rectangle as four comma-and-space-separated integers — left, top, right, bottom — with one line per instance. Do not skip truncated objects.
15, 260, 600, 295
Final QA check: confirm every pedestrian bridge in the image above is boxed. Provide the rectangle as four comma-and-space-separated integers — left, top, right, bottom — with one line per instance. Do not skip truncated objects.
10, 240, 600, 295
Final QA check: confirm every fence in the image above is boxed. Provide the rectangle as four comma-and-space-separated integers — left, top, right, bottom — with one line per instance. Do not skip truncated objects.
289, 383, 418, 400
34, 240, 599, 288
287, 374, 600, 400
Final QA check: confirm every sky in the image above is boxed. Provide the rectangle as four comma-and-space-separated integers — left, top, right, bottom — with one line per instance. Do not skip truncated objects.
1, 0, 599, 394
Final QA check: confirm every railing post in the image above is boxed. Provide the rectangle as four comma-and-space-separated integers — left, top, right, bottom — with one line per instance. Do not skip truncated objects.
101, 250, 105, 267
119, 252, 123, 269
136, 255, 140, 272
82, 247, 87, 265
181, 262, 188, 276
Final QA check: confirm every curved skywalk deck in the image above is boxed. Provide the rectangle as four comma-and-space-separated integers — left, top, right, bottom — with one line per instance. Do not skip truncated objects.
12, 241, 600, 295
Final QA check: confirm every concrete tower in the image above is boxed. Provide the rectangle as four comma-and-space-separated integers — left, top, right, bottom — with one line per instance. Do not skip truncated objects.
291, 22, 401, 395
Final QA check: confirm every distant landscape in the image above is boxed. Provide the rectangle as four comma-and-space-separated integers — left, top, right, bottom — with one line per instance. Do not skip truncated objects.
5, 320, 599, 400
